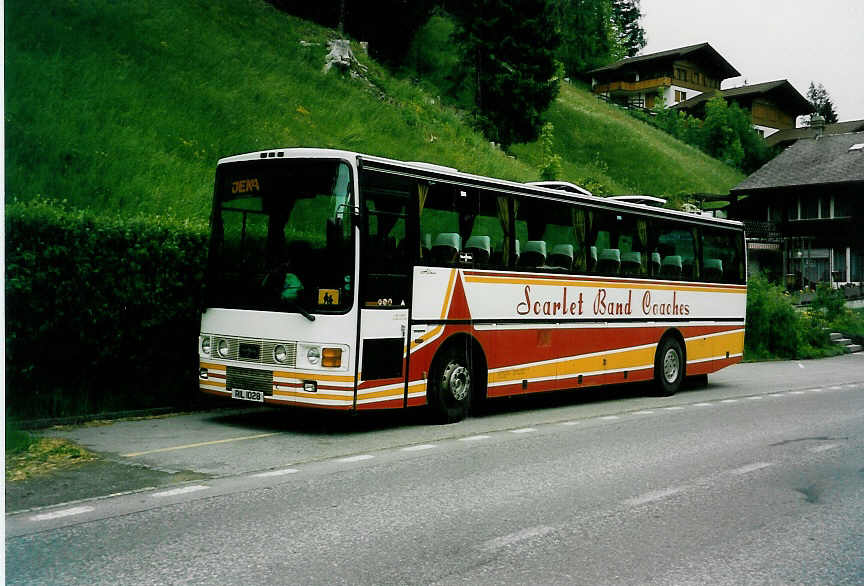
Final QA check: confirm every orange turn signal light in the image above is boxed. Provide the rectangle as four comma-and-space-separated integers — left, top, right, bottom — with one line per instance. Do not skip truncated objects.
322, 347, 342, 367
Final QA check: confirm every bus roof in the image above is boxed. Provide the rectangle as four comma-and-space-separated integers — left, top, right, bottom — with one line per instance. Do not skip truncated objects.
217, 148, 744, 230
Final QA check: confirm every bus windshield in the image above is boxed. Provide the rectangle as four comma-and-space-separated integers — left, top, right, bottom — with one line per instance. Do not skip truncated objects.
206, 158, 354, 314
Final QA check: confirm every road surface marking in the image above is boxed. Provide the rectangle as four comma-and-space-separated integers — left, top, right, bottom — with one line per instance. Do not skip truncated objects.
559, 421, 580, 426
152, 485, 209, 498
337, 454, 374, 463
599, 415, 620, 421
720, 399, 738, 403
694, 402, 713, 407
511, 427, 537, 433
122, 432, 282, 457
828, 385, 843, 391
730, 462, 773, 475
747, 396, 764, 400
798, 363, 805, 369
625, 486, 686, 507
810, 444, 840, 453
459, 435, 491, 442
481, 526, 555, 552
633, 410, 655, 415
788, 390, 805, 395
401, 444, 437, 452
663, 406, 685, 411
767, 393, 787, 398
806, 388, 824, 393
30, 506, 95, 522
252, 468, 299, 478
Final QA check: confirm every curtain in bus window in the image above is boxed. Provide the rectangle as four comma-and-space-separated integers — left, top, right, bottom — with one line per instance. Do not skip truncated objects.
636, 219, 648, 274
418, 183, 429, 259
572, 208, 587, 272
691, 227, 701, 281
497, 196, 511, 266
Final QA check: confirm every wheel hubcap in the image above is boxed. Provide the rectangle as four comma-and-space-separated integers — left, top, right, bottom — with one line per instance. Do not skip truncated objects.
444, 362, 471, 402
663, 348, 680, 384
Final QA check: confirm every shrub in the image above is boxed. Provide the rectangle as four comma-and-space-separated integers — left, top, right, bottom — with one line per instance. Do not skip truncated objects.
744, 273, 834, 360
5, 199, 208, 418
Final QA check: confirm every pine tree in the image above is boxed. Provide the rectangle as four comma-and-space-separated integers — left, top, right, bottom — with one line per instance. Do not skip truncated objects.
550, 0, 617, 76
453, 0, 560, 148
611, 0, 646, 58
806, 81, 839, 124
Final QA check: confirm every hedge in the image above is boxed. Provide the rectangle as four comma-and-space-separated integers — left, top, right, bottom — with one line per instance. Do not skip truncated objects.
5, 199, 209, 419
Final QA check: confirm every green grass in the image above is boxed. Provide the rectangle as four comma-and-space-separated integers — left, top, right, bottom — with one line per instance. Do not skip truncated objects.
6, 0, 744, 220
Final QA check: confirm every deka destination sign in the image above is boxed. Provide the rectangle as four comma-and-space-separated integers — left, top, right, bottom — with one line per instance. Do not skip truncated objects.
515, 284, 691, 318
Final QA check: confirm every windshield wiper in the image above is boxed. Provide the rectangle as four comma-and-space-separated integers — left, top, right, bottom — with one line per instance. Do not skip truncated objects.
288, 301, 316, 322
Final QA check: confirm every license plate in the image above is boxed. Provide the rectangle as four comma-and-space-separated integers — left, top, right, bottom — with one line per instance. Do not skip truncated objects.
232, 388, 264, 402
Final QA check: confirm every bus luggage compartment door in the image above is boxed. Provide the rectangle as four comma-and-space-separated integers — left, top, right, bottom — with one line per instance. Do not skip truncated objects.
357, 308, 409, 409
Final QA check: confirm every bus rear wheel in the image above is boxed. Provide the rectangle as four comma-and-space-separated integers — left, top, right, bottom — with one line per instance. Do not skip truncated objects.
654, 336, 684, 396
429, 346, 472, 424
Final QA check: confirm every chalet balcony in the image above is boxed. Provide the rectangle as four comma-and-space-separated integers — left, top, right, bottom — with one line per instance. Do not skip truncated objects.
593, 77, 672, 94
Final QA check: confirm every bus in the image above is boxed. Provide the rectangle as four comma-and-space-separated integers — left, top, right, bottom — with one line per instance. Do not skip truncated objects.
199, 148, 746, 422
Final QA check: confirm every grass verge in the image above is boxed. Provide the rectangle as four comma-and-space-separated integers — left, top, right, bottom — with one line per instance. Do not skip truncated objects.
6, 423, 98, 482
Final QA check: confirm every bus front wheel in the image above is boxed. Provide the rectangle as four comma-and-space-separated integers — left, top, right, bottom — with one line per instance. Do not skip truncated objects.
429, 346, 472, 424
654, 336, 684, 396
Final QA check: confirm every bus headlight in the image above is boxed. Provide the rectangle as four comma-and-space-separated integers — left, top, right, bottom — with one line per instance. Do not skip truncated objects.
201, 336, 211, 356
274, 344, 290, 364
306, 346, 321, 365
217, 339, 230, 358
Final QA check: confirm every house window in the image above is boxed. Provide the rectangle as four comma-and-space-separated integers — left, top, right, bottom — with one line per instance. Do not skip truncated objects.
834, 194, 852, 218
675, 68, 687, 81
801, 195, 819, 219
674, 90, 687, 103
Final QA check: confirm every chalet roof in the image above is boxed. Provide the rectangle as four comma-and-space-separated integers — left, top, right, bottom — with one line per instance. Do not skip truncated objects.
672, 79, 811, 116
588, 42, 740, 79
765, 120, 864, 148
730, 131, 864, 194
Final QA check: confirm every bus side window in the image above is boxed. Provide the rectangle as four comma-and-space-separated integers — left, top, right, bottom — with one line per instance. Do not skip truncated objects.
702, 228, 743, 284
515, 197, 582, 272
653, 221, 697, 281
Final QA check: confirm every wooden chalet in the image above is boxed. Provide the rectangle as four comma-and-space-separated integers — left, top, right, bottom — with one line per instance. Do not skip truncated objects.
673, 79, 812, 137
589, 42, 740, 110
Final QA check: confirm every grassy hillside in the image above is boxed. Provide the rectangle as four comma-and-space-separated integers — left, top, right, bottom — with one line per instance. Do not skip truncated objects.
512, 83, 746, 196
6, 0, 744, 221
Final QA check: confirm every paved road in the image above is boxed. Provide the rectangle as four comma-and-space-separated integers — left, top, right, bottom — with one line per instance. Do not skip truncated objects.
6, 354, 864, 584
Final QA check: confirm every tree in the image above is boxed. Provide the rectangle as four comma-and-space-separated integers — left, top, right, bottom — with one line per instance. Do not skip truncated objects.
805, 81, 839, 124
550, 0, 618, 76
453, 0, 560, 148
611, 0, 646, 58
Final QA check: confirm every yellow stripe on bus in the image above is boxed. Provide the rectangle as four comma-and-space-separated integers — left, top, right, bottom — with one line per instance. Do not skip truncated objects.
272, 371, 355, 383
441, 269, 457, 318
272, 390, 354, 401
464, 275, 746, 295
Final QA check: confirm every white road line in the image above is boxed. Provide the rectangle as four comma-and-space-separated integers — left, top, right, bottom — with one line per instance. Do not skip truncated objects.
30, 506, 95, 522
798, 363, 805, 369
624, 486, 686, 507
767, 393, 787, 398
481, 526, 556, 552
747, 396, 764, 400
694, 402, 713, 407
337, 454, 374, 463
633, 410, 655, 415
788, 391, 805, 395
806, 388, 825, 393
599, 415, 620, 421
401, 444, 437, 452
460, 435, 491, 442
251, 468, 299, 478
663, 406, 685, 411
152, 485, 209, 498
720, 399, 739, 403
828, 385, 843, 391
810, 444, 841, 453
729, 462, 773, 475
511, 427, 537, 433
845, 384, 859, 389
559, 421, 580, 426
